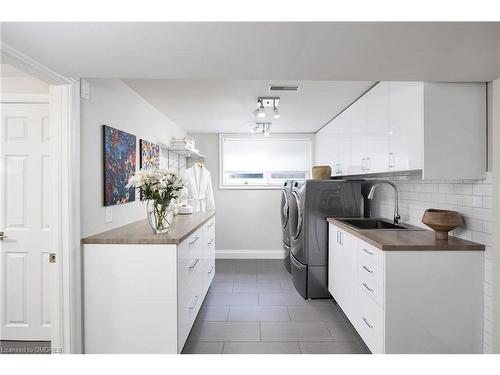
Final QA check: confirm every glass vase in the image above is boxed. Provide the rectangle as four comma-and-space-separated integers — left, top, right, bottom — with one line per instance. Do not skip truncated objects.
146, 200, 174, 234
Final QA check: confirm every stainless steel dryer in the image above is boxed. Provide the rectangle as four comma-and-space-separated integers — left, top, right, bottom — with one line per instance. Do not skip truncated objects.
289, 180, 362, 298
281, 180, 294, 273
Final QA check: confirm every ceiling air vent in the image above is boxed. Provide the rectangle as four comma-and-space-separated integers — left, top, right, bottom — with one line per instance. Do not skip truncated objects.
268, 85, 300, 92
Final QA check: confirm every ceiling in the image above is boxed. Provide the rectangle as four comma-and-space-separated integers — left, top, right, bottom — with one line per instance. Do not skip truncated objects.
124, 79, 375, 133
1, 22, 499, 81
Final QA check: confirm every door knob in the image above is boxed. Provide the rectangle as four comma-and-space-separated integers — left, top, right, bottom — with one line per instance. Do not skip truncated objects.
0, 231, 7, 240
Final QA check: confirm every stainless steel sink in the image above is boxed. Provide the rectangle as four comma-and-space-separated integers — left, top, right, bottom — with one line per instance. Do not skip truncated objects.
337, 218, 423, 231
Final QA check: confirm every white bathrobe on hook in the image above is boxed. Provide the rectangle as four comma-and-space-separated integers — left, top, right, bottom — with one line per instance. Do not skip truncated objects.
185, 163, 215, 212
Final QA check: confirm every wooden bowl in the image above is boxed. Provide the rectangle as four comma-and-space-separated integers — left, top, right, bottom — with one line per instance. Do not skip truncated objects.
312, 165, 332, 180
422, 209, 464, 240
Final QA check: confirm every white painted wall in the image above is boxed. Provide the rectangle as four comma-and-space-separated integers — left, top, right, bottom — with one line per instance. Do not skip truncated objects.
80, 79, 185, 237
190, 133, 283, 253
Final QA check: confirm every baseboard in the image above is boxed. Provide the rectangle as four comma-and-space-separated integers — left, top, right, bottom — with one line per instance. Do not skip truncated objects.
215, 249, 285, 259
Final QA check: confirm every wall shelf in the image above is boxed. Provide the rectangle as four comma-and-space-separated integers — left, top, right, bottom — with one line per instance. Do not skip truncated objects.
162, 145, 205, 159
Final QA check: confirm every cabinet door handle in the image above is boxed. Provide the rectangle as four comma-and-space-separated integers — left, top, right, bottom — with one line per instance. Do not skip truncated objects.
362, 282, 374, 292
366, 157, 371, 171
339, 232, 343, 246
362, 265, 373, 274
362, 248, 374, 256
208, 238, 214, 245
388, 152, 395, 169
362, 317, 374, 329
208, 265, 214, 274
188, 296, 199, 309
361, 158, 366, 171
188, 236, 200, 246
336, 230, 340, 244
188, 258, 200, 269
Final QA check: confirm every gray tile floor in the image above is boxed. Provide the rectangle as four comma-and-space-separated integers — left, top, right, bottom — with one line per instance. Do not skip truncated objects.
182, 259, 370, 354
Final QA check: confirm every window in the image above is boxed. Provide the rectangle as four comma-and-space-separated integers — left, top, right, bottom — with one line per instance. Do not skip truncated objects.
220, 134, 312, 188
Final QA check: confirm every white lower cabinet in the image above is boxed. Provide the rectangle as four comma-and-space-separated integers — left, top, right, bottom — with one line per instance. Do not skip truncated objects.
328, 223, 484, 354
84, 216, 216, 354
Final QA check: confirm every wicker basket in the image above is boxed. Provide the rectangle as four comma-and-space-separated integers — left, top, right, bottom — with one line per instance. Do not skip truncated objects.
311, 165, 332, 180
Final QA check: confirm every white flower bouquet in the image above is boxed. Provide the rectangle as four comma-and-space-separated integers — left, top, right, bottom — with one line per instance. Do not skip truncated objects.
127, 169, 185, 233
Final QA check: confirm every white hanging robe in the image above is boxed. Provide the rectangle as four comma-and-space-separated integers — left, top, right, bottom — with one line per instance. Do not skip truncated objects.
185, 164, 215, 212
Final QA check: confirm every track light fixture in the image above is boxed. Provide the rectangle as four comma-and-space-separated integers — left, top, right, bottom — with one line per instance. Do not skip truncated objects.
257, 101, 266, 118
254, 97, 280, 120
253, 122, 272, 136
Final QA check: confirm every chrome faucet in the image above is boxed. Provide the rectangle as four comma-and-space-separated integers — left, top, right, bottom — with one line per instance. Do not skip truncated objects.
368, 181, 401, 225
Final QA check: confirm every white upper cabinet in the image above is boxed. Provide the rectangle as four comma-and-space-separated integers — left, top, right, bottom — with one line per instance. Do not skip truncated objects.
331, 109, 352, 176
315, 106, 351, 177
365, 82, 389, 173
422, 83, 486, 180
314, 81, 486, 180
315, 125, 332, 167
349, 95, 367, 175
388, 82, 423, 172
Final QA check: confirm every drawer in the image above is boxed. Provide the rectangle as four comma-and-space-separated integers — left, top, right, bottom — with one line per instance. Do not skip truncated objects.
357, 288, 384, 354
359, 268, 383, 308
178, 229, 204, 289
178, 270, 205, 351
205, 218, 215, 239
358, 241, 382, 272
358, 242, 384, 309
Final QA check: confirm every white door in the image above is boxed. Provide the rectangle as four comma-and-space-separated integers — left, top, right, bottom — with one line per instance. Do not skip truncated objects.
0, 102, 52, 340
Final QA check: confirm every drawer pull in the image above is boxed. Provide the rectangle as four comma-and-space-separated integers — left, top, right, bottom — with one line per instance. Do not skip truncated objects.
208, 238, 214, 245
208, 222, 215, 228
362, 248, 374, 256
187, 296, 199, 310
189, 236, 200, 246
188, 258, 200, 269
362, 282, 374, 292
362, 317, 373, 329
208, 265, 214, 274
362, 265, 373, 274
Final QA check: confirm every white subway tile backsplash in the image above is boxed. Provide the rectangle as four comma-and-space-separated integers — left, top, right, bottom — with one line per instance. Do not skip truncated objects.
453, 184, 473, 195
462, 195, 483, 207
438, 184, 453, 193
472, 231, 493, 246
482, 221, 493, 234
463, 217, 483, 232
473, 207, 493, 221
369, 171, 494, 353
482, 196, 493, 209
452, 228, 472, 240
473, 184, 493, 196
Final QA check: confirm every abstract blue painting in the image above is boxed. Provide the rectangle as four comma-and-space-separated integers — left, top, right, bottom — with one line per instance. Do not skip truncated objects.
103, 125, 136, 206
140, 139, 160, 170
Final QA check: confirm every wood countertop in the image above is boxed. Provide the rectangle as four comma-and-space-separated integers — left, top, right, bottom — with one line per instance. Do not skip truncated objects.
327, 218, 485, 251
82, 211, 216, 245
